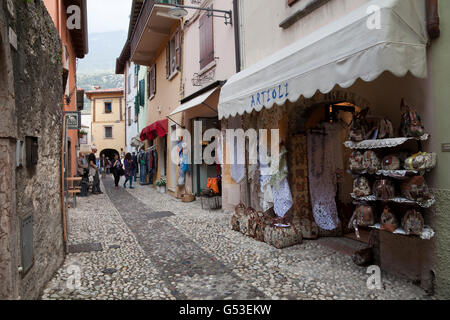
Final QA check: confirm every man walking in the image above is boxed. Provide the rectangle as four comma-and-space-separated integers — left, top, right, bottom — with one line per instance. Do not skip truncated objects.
88, 147, 103, 195
100, 154, 107, 178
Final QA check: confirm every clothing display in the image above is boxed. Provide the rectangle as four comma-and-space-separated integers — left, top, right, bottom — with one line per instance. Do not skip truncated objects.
307, 123, 341, 231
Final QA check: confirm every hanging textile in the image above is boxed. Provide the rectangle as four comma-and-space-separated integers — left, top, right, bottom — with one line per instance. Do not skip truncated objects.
227, 117, 245, 183
307, 123, 340, 230
269, 147, 293, 218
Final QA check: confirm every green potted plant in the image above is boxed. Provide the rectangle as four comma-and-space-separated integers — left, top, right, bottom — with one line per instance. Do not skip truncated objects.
156, 177, 167, 193
79, 129, 88, 138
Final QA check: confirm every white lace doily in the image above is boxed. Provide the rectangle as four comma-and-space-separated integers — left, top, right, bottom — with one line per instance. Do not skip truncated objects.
344, 134, 429, 150
370, 223, 435, 240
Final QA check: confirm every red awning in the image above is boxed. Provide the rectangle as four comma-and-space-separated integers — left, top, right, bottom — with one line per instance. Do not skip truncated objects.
140, 119, 168, 141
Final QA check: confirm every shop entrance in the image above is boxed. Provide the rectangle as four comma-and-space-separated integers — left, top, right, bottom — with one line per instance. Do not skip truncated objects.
296, 101, 372, 243
191, 117, 221, 195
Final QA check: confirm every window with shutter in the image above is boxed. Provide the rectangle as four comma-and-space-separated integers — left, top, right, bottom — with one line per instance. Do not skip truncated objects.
175, 29, 181, 71
287, 0, 299, 5
139, 79, 145, 106
166, 43, 170, 79
148, 64, 157, 98
199, 8, 214, 70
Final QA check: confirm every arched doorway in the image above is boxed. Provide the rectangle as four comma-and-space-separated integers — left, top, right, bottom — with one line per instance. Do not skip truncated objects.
100, 149, 119, 161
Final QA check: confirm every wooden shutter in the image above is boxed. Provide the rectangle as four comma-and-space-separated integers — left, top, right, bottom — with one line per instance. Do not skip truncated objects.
287, 0, 299, 5
166, 43, 170, 79
151, 64, 157, 96
147, 70, 151, 97
175, 28, 182, 71
199, 9, 214, 69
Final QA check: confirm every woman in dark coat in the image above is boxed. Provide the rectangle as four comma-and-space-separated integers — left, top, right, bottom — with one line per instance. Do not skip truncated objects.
112, 154, 122, 189
123, 153, 134, 189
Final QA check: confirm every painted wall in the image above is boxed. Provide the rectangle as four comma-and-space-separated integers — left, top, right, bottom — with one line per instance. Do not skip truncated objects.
181, 0, 236, 195
182, 0, 236, 97
89, 92, 126, 157
428, 0, 450, 299
125, 61, 139, 152
137, 65, 148, 134
238, 0, 368, 69
145, 24, 183, 194
43, 0, 79, 177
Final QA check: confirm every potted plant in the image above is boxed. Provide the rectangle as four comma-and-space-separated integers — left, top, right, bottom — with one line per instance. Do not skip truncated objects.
79, 129, 88, 138
156, 178, 167, 193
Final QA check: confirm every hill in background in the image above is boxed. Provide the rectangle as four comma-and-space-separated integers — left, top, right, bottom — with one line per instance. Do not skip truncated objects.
77, 30, 127, 108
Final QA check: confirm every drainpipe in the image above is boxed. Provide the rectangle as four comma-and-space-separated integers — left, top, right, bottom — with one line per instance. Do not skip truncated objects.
427, 0, 440, 39
233, 0, 241, 73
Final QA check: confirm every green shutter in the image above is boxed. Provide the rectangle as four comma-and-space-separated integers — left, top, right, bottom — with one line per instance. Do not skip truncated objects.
139, 79, 145, 106
135, 95, 139, 116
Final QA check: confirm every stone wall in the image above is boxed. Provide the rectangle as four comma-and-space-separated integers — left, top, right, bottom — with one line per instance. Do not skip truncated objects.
0, 0, 64, 299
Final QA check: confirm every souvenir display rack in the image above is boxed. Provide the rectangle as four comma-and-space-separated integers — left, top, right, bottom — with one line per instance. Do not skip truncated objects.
345, 134, 435, 240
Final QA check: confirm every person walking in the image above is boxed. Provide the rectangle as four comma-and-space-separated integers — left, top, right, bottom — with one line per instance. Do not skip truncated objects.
123, 153, 134, 189
88, 147, 103, 195
112, 154, 122, 189
100, 154, 107, 178
131, 152, 138, 182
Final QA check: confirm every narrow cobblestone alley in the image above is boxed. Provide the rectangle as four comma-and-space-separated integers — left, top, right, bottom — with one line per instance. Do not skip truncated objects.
41, 176, 429, 300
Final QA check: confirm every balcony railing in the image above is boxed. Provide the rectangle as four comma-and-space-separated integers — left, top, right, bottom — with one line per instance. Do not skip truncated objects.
130, 0, 182, 60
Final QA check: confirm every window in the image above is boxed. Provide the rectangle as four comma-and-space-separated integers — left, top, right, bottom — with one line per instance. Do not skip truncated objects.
199, 8, 214, 70
134, 65, 139, 87
128, 107, 131, 126
127, 74, 131, 94
166, 28, 181, 79
25, 136, 38, 168
104, 102, 112, 113
80, 134, 88, 145
148, 64, 156, 98
104, 126, 113, 138
287, 0, 299, 5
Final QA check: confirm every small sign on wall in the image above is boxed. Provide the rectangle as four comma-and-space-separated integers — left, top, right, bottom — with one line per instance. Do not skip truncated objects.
442, 143, 450, 153
9, 27, 17, 51
65, 111, 81, 130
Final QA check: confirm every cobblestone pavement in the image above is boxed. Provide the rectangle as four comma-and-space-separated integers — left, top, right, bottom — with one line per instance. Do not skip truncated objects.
41, 176, 429, 300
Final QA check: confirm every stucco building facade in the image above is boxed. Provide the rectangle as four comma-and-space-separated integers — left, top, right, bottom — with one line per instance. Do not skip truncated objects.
86, 89, 126, 159
218, 0, 449, 297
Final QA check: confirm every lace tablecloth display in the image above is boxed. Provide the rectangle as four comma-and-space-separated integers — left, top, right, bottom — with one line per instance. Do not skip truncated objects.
308, 124, 341, 231
344, 134, 429, 150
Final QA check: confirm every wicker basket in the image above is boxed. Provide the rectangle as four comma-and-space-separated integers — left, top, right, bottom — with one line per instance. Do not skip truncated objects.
181, 194, 196, 203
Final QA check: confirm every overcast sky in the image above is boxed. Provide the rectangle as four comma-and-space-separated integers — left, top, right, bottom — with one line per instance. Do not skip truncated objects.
87, 0, 133, 34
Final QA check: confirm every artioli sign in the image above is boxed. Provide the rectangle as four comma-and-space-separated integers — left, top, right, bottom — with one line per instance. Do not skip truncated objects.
250, 82, 289, 108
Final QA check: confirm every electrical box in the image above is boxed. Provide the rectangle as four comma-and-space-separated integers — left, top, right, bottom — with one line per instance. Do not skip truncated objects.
20, 214, 34, 275
25, 136, 38, 168
16, 140, 24, 167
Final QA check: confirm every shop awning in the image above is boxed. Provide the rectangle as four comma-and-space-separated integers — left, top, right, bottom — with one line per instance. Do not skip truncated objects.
218, 0, 428, 120
140, 119, 168, 141
169, 87, 220, 116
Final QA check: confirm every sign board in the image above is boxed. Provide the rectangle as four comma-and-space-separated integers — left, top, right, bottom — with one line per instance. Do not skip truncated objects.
65, 111, 81, 130
442, 143, 450, 153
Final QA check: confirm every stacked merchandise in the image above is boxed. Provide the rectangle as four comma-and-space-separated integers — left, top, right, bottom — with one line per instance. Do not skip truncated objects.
346, 99, 436, 242
231, 203, 303, 249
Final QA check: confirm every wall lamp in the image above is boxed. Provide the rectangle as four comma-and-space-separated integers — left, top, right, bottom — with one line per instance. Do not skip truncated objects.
168, 4, 232, 25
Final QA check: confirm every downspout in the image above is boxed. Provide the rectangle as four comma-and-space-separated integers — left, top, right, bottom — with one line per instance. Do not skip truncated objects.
233, 0, 241, 73
427, 0, 440, 39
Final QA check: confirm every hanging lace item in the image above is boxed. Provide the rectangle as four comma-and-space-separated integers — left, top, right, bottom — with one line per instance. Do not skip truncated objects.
307, 124, 340, 230
228, 117, 246, 183
269, 147, 293, 218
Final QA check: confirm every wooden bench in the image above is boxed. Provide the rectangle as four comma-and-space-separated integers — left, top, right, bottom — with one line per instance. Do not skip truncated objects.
66, 177, 82, 208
